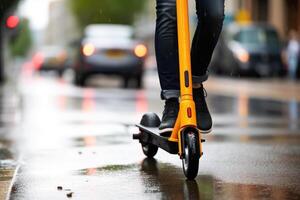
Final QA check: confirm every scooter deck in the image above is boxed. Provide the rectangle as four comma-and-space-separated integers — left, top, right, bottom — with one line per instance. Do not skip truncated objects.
135, 124, 179, 155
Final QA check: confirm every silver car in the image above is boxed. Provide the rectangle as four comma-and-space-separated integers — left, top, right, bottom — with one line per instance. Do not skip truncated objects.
74, 24, 147, 88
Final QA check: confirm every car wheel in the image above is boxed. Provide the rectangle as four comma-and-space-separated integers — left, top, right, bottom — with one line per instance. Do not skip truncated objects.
74, 73, 86, 87
135, 74, 143, 89
122, 76, 129, 88
57, 69, 64, 77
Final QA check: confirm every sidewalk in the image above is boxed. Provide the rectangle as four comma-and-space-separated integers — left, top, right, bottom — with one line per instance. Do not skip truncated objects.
0, 167, 15, 200
0, 84, 20, 200
144, 72, 300, 102
206, 77, 300, 102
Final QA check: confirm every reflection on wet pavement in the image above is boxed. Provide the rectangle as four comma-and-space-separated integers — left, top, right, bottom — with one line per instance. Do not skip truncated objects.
140, 159, 300, 200
209, 95, 300, 125
72, 133, 130, 147
206, 134, 300, 144
0, 85, 20, 200
62, 158, 300, 200
3, 75, 300, 199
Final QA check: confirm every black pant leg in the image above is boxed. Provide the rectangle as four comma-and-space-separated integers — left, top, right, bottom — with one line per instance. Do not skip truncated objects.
191, 0, 225, 78
155, 0, 180, 91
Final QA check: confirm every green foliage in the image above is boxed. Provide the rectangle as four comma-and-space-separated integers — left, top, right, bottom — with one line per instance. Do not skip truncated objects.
9, 19, 32, 57
0, 0, 20, 82
68, 0, 145, 29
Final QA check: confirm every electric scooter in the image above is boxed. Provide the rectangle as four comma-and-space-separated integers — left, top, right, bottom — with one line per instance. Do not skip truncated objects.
133, 0, 205, 180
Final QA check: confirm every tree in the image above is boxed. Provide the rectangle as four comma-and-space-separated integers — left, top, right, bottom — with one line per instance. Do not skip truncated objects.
68, 0, 145, 30
0, 0, 20, 82
9, 18, 32, 57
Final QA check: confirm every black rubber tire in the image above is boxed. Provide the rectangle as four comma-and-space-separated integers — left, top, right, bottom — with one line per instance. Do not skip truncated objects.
139, 113, 161, 158
182, 132, 200, 180
142, 143, 158, 158
140, 113, 161, 128
74, 73, 86, 87
122, 76, 130, 88
57, 69, 64, 77
135, 74, 143, 89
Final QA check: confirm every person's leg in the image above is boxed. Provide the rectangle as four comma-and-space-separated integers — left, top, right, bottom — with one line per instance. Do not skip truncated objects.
155, 0, 225, 134
192, 0, 225, 133
289, 57, 297, 80
155, 0, 180, 97
191, 0, 225, 79
155, 0, 180, 133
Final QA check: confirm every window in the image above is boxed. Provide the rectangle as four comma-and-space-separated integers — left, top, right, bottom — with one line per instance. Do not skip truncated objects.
234, 27, 280, 47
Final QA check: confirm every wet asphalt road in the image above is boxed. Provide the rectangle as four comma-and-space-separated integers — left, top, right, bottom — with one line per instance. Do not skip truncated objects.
1, 70, 300, 200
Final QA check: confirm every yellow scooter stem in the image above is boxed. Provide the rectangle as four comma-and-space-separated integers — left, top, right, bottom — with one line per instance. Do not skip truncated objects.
177, 0, 193, 100
169, 0, 197, 139
169, 0, 202, 157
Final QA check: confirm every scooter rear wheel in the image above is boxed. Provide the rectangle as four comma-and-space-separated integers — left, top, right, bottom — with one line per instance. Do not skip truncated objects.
139, 113, 160, 158
142, 143, 158, 158
182, 131, 200, 180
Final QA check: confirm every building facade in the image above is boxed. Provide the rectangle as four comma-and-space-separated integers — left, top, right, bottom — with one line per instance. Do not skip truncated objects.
233, 0, 300, 38
45, 0, 79, 46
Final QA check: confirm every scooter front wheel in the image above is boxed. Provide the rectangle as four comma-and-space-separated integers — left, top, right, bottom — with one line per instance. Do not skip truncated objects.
182, 131, 200, 180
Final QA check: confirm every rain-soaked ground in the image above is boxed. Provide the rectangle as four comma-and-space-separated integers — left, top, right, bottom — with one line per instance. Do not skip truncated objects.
1, 70, 300, 200
0, 85, 19, 200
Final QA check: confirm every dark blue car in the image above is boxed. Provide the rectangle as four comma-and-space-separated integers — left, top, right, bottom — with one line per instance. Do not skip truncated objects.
210, 23, 286, 77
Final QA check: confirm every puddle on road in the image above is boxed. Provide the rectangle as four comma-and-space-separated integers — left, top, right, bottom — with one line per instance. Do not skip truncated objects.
209, 95, 300, 116
71, 158, 300, 200
206, 134, 300, 144
213, 119, 299, 129
76, 164, 137, 175
57, 92, 138, 112
71, 132, 130, 147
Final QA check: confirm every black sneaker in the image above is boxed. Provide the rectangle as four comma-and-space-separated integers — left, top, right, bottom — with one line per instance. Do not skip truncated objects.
193, 85, 212, 133
159, 98, 179, 136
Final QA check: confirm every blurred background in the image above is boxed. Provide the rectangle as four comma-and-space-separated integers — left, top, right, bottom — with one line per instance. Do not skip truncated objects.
1, 0, 300, 82
0, 0, 300, 199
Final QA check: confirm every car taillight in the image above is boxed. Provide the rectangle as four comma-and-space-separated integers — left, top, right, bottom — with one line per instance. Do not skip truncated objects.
32, 52, 44, 70
134, 44, 147, 58
82, 44, 95, 57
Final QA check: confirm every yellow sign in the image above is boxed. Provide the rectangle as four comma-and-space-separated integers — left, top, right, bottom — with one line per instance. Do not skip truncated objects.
236, 9, 251, 24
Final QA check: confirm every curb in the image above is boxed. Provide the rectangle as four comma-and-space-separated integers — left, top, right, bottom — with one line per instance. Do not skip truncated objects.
5, 165, 20, 200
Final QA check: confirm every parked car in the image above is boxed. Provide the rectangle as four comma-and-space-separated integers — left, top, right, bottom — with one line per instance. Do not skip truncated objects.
210, 23, 286, 77
33, 45, 68, 77
73, 24, 147, 88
